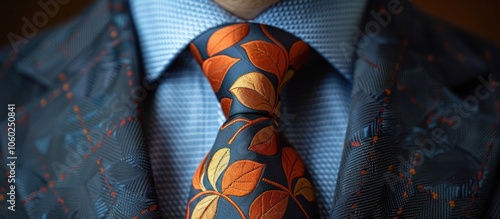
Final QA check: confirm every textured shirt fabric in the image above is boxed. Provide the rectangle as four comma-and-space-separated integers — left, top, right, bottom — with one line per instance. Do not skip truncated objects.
0, 0, 500, 218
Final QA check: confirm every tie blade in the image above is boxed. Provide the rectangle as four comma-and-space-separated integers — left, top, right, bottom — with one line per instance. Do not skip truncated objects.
187, 23, 318, 218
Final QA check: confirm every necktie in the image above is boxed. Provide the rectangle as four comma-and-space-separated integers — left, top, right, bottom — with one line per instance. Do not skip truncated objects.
186, 23, 319, 219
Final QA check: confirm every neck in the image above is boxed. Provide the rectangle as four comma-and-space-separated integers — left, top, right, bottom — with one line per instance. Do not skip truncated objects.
213, 0, 279, 20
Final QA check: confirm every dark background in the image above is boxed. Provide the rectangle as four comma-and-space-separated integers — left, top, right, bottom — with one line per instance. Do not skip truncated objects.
1, 0, 499, 47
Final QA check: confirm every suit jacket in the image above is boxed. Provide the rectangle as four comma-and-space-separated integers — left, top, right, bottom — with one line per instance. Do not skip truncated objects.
1, 0, 499, 218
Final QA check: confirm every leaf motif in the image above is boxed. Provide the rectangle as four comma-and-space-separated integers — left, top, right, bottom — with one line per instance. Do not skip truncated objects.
289, 41, 310, 70
220, 98, 232, 118
207, 23, 250, 56
200, 171, 207, 191
241, 40, 287, 82
202, 55, 240, 92
207, 148, 230, 192
274, 102, 281, 121
222, 160, 265, 196
278, 70, 294, 92
191, 195, 219, 219
189, 43, 204, 65
293, 178, 316, 202
229, 72, 276, 113
282, 147, 305, 188
192, 154, 208, 190
248, 126, 278, 155
249, 190, 289, 219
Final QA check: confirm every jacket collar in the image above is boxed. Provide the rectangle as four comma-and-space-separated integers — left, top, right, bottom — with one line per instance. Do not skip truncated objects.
130, 0, 368, 82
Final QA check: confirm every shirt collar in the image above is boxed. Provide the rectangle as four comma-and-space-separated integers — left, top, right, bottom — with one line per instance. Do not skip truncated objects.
130, 0, 368, 82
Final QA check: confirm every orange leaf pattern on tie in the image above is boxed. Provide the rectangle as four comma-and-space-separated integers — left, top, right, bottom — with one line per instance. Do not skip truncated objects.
248, 126, 279, 155
187, 23, 317, 219
220, 97, 232, 118
191, 195, 219, 219
241, 41, 287, 83
207, 148, 230, 191
190, 43, 204, 65
249, 190, 289, 219
202, 55, 240, 92
289, 41, 310, 71
229, 72, 277, 114
192, 154, 208, 191
221, 160, 265, 196
293, 178, 316, 202
282, 147, 305, 188
207, 23, 250, 56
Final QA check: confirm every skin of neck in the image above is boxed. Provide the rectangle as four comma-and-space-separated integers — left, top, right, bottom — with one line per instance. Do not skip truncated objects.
213, 0, 280, 20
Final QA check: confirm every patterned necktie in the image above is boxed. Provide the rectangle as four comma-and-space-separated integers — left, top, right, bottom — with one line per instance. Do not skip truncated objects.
186, 23, 319, 219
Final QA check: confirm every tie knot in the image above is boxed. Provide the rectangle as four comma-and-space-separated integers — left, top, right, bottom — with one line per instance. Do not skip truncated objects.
190, 22, 310, 119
